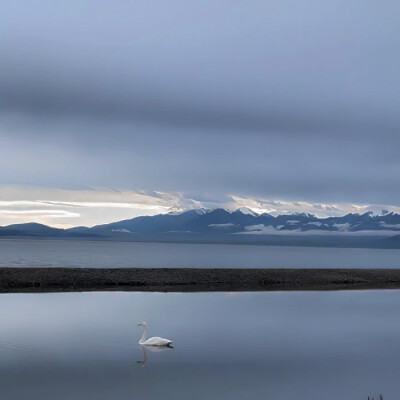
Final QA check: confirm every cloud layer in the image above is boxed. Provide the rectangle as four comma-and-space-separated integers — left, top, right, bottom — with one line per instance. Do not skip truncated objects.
1, 186, 399, 228
1, 0, 399, 216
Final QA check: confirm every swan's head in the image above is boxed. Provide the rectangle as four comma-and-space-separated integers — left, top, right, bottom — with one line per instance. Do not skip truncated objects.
138, 322, 147, 327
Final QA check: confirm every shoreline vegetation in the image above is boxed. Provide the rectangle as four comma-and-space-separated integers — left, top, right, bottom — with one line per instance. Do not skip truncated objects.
1, 268, 400, 293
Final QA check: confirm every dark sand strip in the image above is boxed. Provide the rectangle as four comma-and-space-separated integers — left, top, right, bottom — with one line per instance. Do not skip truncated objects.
1, 268, 400, 293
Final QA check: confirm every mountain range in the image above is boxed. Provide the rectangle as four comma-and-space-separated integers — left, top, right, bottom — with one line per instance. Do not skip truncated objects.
1, 208, 400, 248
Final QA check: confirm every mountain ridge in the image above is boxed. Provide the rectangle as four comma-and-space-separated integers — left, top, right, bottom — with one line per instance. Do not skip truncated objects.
1, 208, 400, 248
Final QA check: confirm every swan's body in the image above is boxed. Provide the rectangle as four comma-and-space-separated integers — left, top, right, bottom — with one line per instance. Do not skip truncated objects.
138, 322, 173, 346
140, 336, 172, 346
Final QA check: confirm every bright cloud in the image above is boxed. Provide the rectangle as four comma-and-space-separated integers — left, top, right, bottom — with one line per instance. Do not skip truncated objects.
228, 195, 400, 218
0, 186, 197, 228
1, 185, 400, 228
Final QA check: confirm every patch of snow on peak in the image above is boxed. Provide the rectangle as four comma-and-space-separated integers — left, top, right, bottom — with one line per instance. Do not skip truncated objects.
239, 224, 302, 234
209, 223, 235, 228
244, 224, 276, 233
333, 223, 351, 232
237, 207, 259, 216
167, 207, 185, 215
293, 212, 314, 218
307, 222, 322, 227
195, 208, 209, 215
378, 222, 400, 229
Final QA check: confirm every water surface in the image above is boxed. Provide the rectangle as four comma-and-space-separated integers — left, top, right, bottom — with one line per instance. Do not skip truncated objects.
0, 290, 399, 399
1, 239, 400, 268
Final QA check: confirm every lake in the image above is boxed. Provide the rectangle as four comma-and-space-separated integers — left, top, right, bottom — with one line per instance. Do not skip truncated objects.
1, 239, 400, 269
0, 290, 398, 399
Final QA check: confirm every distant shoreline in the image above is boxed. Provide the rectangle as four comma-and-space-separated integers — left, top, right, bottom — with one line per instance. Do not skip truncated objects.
0, 234, 399, 250
2, 267, 400, 293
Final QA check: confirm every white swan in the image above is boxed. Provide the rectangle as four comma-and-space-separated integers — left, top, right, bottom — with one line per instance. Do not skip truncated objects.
137, 322, 173, 346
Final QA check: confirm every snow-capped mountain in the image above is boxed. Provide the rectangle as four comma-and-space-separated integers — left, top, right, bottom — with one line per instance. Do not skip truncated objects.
1, 209, 400, 249
79, 208, 400, 235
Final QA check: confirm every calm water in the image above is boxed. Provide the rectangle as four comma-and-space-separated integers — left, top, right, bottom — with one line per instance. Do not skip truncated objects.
0, 239, 400, 268
0, 290, 399, 399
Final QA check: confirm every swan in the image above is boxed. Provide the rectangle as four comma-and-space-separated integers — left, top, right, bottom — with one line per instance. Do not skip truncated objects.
137, 322, 173, 346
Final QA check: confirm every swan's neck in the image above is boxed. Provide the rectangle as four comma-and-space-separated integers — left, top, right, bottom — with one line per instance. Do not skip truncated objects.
139, 327, 147, 344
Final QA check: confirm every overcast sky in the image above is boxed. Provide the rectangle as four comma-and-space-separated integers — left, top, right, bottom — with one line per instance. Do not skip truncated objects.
1, 0, 399, 227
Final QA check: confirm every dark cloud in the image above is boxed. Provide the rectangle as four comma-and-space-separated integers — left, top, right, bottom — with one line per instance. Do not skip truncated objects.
0, 0, 399, 206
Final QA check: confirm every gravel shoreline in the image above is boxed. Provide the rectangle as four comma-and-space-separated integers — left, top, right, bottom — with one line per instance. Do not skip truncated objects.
1, 267, 400, 293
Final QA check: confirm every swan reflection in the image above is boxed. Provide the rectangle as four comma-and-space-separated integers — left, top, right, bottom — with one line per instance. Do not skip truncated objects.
137, 344, 173, 366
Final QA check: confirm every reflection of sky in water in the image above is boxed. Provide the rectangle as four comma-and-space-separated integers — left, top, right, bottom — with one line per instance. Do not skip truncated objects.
0, 291, 399, 399
1, 240, 400, 269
